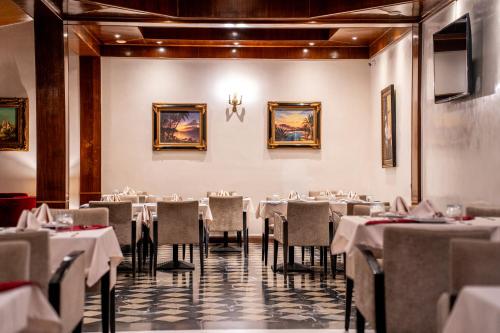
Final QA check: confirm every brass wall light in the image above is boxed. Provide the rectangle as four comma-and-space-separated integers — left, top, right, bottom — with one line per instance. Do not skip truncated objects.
228, 93, 242, 112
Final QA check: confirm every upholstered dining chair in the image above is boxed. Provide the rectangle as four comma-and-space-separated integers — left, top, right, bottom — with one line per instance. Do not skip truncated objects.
353, 226, 491, 333
0, 241, 30, 282
89, 201, 141, 277
208, 196, 247, 256
273, 201, 334, 277
465, 205, 500, 217
152, 201, 205, 275
0, 231, 86, 333
50, 208, 109, 226
436, 239, 500, 333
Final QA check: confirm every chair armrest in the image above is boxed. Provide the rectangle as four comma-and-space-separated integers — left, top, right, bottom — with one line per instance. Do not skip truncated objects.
355, 244, 383, 275
49, 251, 85, 313
273, 212, 287, 224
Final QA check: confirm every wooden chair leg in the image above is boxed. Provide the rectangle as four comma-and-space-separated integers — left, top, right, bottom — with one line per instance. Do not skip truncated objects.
301, 246, 305, 263
100, 271, 110, 333
262, 233, 265, 261
189, 244, 193, 263
310, 246, 314, 266
356, 308, 365, 333
282, 240, 288, 278
137, 241, 142, 273
331, 254, 337, 279
149, 241, 154, 274
345, 277, 354, 331
237, 231, 242, 246
323, 247, 328, 274
273, 239, 278, 272
131, 222, 137, 278
199, 219, 204, 275
110, 287, 116, 333
320, 246, 324, 265
182, 244, 186, 260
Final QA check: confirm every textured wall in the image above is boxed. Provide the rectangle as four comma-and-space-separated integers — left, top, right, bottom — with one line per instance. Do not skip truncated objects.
421, 0, 500, 209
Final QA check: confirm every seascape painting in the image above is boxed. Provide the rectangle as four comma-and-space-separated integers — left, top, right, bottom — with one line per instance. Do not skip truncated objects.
268, 102, 321, 149
152, 103, 207, 150
0, 98, 28, 151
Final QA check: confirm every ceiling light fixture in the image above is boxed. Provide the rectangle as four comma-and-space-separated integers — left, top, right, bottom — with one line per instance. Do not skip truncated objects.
232, 31, 238, 37
308, 42, 315, 46
303, 48, 309, 53
114, 34, 121, 38
63, 32, 68, 38
156, 41, 163, 45
116, 39, 127, 44
234, 42, 239, 46
352, 36, 358, 40
231, 48, 237, 53
159, 47, 166, 52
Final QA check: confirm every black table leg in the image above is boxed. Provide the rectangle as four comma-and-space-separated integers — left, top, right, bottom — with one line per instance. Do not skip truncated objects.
100, 270, 110, 333
264, 218, 269, 266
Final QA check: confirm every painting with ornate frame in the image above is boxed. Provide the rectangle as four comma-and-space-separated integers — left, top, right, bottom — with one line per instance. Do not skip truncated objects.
152, 103, 207, 150
267, 101, 321, 149
0, 97, 28, 151
381, 85, 396, 167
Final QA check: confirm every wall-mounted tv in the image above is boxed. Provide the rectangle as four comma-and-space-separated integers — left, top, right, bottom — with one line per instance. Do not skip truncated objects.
433, 13, 472, 104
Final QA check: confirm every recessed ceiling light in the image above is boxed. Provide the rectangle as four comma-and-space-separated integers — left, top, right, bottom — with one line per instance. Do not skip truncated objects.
303, 48, 309, 53
125, 51, 132, 56
156, 41, 163, 45
224, 23, 235, 28
352, 36, 358, 40
232, 31, 238, 37
232, 48, 237, 53
387, 10, 401, 16
63, 32, 68, 38
308, 42, 315, 46
159, 47, 166, 52
116, 39, 127, 44
114, 34, 121, 38
233, 42, 239, 46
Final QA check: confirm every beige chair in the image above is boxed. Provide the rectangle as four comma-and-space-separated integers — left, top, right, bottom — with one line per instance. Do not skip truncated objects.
352, 204, 371, 216
436, 239, 500, 333
89, 201, 141, 277
353, 226, 491, 333
119, 195, 139, 203
208, 196, 247, 256
465, 205, 500, 217
145, 195, 162, 203
0, 241, 30, 282
0, 231, 85, 333
50, 208, 109, 226
152, 201, 205, 275
273, 201, 334, 277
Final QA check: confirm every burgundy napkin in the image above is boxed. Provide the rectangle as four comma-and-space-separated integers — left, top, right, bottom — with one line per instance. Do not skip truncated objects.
56, 225, 108, 232
365, 218, 417, 226
0, 281, 34, 293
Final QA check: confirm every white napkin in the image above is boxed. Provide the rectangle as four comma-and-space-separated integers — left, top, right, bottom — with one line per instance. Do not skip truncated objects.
165, 193, 182, 201
102, 194, 121, 202
288, 191, 299, 200
392, 196, 410, 214
410, 200, 442, 218
137, 205, 153, 228
217, 190, 230, 197
122, 186, 136, 195
348, 191, 357, 200
34, 203, 54, 224
17, 210, 43, 230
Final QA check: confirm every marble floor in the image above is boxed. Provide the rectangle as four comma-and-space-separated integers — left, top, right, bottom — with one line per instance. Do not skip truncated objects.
83, 243, 355, 332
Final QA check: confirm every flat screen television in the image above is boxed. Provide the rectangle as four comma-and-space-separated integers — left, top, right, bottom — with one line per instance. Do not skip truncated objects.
433, 13, 473, 104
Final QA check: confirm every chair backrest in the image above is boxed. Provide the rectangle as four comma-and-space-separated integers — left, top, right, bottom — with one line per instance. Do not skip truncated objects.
465, 205, 500, 217
352, 204, 371, 216
358, 194, 368, 201
50, 208, 109, 226
145, 195, 162, 203
119, 195, 139, 203
450, 239, 500, 294
286, 201, 330, 246
0, 231, 50, 295
89, 201, 132, 245
0, 241, 30, 282
209, 196, 243, 232
157, 201, 199, 245
383, 226, 491, 333
309, 190, 326, 197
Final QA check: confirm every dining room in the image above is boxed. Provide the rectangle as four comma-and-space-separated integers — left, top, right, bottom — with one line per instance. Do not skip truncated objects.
1, 0, 500, 332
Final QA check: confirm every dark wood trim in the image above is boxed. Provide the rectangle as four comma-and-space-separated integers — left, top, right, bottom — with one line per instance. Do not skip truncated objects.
79, 56, 102, 205
411, 24, 422, 205
369, 27, 411, 58
100, 45, 369, 59
421, 0, 455, 22
69, 25, 101, 56
35, 0, 68, 209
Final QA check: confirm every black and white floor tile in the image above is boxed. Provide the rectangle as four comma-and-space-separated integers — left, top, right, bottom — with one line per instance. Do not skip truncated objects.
83, 244, 355, 332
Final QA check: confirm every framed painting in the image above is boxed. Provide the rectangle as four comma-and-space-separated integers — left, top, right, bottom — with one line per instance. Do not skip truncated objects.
0, 97, 28, 151
267, 101, 321, 149
152, 103, 207, 150
381, 85, 396, 167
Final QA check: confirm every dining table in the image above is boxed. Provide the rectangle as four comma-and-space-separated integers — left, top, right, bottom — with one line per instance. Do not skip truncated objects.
0, 283, 61, 333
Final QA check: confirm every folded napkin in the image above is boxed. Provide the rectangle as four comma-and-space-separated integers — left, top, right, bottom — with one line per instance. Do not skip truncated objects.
0, 281, 34, 293
17, 210, 44, 230
165, 193, 182, 201
409, 200, 442, 218
137, 205, 153, 228
102, 194, 121, 202
34, 203, 53, 224
122, 186, 136, 195
348, 191, 358, 200
392, 196, 410, 214
288, 191, 299, 200
218, 190, 230, 197
56, 225, 108, 232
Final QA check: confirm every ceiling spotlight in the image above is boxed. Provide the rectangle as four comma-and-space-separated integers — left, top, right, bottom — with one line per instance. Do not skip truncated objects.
231, 48, 237, 53
303, 48, 309, 53
159, 47, 166, 52
116, 39, 127, 44
63, 32, 68, 38
386, 10, 401, 16
308, 42, 315, 46
114, 34, 121, 38
352, 36, 358, 40
125, 51, 132, 56
156, 41, 163, 45
234, 42, 239, 46
232, 31, 238, 37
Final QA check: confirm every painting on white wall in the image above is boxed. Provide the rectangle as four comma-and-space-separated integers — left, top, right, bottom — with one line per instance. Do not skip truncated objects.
381, 85, 396, 167
0, 97, 28, 151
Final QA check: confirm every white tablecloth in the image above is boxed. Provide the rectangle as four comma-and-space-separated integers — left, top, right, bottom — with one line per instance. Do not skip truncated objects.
255, 200, 358, 220
0, 285, 61, 333
444, 286, 500, 333
132, 202, 214, 222
50, 227, 123, 287
331, 216, 500, 255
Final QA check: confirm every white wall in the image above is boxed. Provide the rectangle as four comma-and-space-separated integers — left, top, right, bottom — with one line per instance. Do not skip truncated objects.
0, 22, 36, 195
68, 50, 80, 208
422, 0, 500, 209
368, 33, 413, 203
101, 58, 374, 234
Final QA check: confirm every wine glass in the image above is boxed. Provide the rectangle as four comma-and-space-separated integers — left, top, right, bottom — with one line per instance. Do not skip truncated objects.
446, 204, 463, 222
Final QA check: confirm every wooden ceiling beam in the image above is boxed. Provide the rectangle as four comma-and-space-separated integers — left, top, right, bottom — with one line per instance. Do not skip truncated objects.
368, 26, 410, 57
69, 25, 100, 56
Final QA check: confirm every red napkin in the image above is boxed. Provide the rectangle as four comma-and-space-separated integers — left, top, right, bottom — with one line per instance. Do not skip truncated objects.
56, 225, 109, 232
0, 281, 33, 293
365, 218, 417, 226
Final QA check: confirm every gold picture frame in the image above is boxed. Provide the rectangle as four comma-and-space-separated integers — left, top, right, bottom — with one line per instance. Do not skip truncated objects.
381, 85, 396, 167
0, 97, 29, 151
152, 103, 207, 151
267, 101, 321, 149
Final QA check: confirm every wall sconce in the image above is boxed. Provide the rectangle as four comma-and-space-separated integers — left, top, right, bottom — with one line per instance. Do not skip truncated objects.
228, 93, 242, 112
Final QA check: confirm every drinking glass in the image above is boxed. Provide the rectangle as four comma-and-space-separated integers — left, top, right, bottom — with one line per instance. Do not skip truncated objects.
370, 203, 386, 217
446, 204, 463, 221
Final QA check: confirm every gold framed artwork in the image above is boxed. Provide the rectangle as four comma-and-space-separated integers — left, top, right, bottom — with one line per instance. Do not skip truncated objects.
152, 103, 207, 151
267, 101, 321, 149
0, 97, 28, 151
381, 85, 396, 167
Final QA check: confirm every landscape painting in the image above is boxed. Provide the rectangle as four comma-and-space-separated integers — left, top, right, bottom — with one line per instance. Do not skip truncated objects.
381, 85, 396, 167
152, 103, 207, 150
0, 98, 28, 151
268, 102, 321, 148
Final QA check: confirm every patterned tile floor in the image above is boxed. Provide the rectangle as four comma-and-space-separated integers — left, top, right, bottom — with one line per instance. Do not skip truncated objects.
83, 243, 355, 332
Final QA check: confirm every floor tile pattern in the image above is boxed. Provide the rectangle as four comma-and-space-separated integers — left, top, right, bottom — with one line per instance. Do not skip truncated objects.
83, 244, 354, 331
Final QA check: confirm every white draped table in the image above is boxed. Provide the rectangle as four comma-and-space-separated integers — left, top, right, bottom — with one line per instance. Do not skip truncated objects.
255, 199, 355, 221
331, 216, 500, 256
132, 202, 214, 222
0, 285, 61, 333
50, 227, 123, 287
443, 286, 500, 333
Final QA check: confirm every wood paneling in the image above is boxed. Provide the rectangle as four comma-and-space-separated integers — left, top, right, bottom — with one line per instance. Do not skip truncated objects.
0, 0, 31, 27
35, 0, 67, 208
79, 56, 101, 204
369, 27, 411, 57
411, 24, 422, 204
100, 45, 369, 59
69, 25, 100, 56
